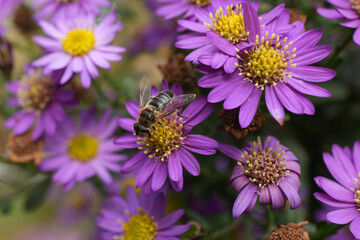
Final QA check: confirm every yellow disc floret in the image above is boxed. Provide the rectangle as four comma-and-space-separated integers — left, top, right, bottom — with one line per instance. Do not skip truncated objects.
205, 4, 248, 44
68, 134, 99, 161
17, 69, 54, 112
236, 32, 297, 90
189, 0, 211, 7
62, 29, 95, 56
122, 210, 157, 240
353, 173, 360, 210
137, 113, 185, 161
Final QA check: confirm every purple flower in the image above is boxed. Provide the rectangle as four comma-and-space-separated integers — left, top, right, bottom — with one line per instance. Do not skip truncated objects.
31, 0, 111, 22
115, 80, 217, 192
156, 0, 214, 20
4, 68, 77, 140
219, 136, 301, 217
317, 0, 360, 45
32, 12, 125, 88
314, 141, 360, 239
197, 2, 335, 128
96, 186, 190, 240
0, 0, 23, 35
39, 107, 126, 190
176, 1, 298, 73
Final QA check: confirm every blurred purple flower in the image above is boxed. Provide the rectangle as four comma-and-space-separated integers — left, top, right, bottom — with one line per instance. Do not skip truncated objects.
4, 68, 77, 140
39, 107, 126, 190
176, 1, 297, 73
0, 0, 23, 35
115, 80, 217, 192
219, 136, 301, 218
156, 0, 214, 20
314, 141, 360, 239
317, 0, 360, 45
31, 0, 111, 22
96, 186, 190, 240
197, 2, 335, 128
33, 12, 125, 88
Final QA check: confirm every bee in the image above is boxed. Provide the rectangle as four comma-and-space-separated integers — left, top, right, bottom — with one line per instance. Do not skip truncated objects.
133, 77, 196, 137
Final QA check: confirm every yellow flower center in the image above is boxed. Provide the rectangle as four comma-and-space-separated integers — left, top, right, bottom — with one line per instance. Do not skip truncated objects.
17, 70, 54, 112
351, 0, 360, 15
68, 134, 99, 162
239, 136, 289, 188
137, 113, 185, 161
205, 4, 248, 44
122, 211, 157, 240
353, 174, 360, 210
189, 0, 211, 7
236, 32, 297, 90
62, 29, 95, 56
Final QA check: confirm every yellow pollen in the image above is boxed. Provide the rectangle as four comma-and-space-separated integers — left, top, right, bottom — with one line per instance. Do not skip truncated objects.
236, 32, 297, 90
62, 29, 95, 56
17, 69, 54, 112
205, 4, 248, 44
189, 0, 211, 7
353, 174, 360, 210
122, 210, 157, 240
137, 113, 185, 162
238, 136, 288, 188
68, 134, 99, 162
351, 0, 360, 15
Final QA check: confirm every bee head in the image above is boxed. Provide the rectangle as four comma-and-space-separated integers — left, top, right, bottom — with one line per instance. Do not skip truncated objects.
133, 123, 150, 137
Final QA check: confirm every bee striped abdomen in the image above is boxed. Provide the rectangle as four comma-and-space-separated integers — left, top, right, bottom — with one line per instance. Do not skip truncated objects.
148, 91, 174, 111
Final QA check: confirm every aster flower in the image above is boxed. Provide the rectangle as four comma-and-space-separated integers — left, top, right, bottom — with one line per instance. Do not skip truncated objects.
219, 136, 301, 217
97, 186, 190, 240
176, 1, 299, 73
4, 68, 77, 140
0, 0, 23, 35
317, 0, 360, 45
39, 107, 125, 190
33, 12, 125, 88
31, 0, 111, 22
314, 141, 360, 239
197, 2, 335, 128
156, 0, 214, 20
115, 80, 217, 192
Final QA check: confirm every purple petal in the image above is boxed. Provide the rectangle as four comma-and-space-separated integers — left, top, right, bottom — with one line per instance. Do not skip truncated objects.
232, 183, 258, 218
268, 183, 287, 209
151, 162, 168, 191
314, 192, 356, 208
206, 31, 237, 56
243, 1, 260, 43
218, 143, 243, 161
178, 148, 200, 176
135, 159, 157, 187
113, 134, 139, 148
121, 151, 147, 174
278, 180, 301, 209
158, 209, 185, 230
239, 87, 262, 128
327, 208, 360, 224
265, 86, 285, 125
350, 216, 360, 239
117, 117, 135, 132
290, 66, 336, 82
168, 152, 183, 182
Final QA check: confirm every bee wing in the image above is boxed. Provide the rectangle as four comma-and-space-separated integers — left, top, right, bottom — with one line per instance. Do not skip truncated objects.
163, 94, 196, 114
139, 76, 151, 107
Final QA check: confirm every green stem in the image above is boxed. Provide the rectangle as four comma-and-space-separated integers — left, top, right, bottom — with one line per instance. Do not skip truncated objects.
265, 205, 276, 234
92, 78, 108, 104
327, 30, 353, 68
208, 218, 240, 239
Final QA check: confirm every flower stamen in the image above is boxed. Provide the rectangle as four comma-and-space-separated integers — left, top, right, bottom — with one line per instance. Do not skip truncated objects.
238, 136, 288, 188
236, 32, 297, 90
353, 173, 360, 210
17, 69, 54, 112
68, 134, 99, 161
122, 209, 157, 240
62, 29, 95, 56
205, 4, 248, 44
137, 113, 185, 161
189, 0, 211, 7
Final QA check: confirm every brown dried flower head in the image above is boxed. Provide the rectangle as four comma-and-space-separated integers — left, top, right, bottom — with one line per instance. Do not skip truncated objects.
6, 131, 43, 165
268, 221, 310, 240
288, 8, 307, 25
218, 108, 264, 139
13, 4, 37, 34
158, 53, 197, 93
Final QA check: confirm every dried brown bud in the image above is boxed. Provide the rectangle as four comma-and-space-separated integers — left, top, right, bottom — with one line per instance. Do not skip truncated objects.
288, 8, 307, 25
218, 108, 264, 139
158, 53, 197, 93
0, 38, 13, 76
13, 4, 37, 34
6, 131, 43, 165
268, 221, 310, 240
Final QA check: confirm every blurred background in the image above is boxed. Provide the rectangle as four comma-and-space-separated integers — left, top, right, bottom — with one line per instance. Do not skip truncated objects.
0, 0, 359, 239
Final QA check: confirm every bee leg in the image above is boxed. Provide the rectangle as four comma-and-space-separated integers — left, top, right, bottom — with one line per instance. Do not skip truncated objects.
158, 121, 165, 135
151, 126, 159, 137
